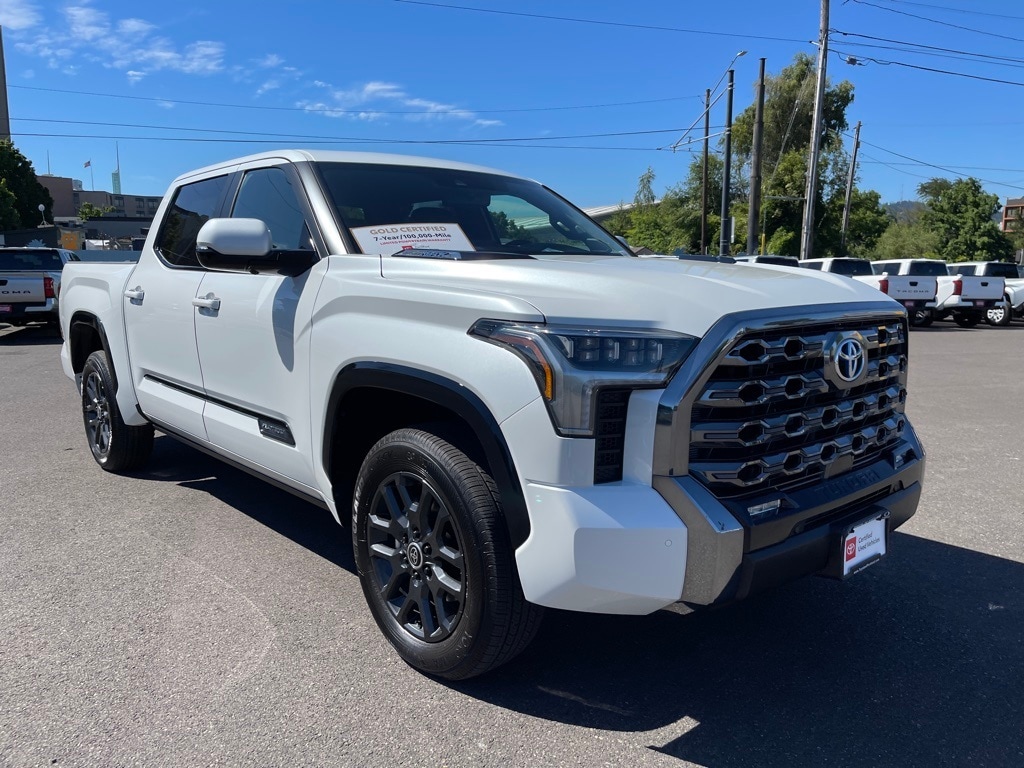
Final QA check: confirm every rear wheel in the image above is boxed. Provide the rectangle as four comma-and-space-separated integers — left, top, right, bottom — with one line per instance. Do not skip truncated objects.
986, 299, 1012, 326
910, 310, 933, 328
352, 428, 542, 680
81, 350, 154, 472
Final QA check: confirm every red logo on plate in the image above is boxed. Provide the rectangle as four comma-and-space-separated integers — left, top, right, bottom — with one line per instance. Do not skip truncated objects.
845, 537, 857, 561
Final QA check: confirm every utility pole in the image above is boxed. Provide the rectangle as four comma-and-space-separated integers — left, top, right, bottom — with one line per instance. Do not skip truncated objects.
0, 27, 11, 141
747, 58, 767, 256
840, 120, 862, 255
700, 88, 711, 254
800, 0, 830, 261
719, 70, 736, 257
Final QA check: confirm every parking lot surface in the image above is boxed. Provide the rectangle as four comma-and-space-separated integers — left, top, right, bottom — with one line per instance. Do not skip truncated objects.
1, 322, 1022, 768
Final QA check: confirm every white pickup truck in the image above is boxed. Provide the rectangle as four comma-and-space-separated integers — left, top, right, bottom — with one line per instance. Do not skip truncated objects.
871, 258, 1004, 327
946, 261, 1024, 326
800, 257, 937, 325
0, 247, 80, 329
58, 150, 925, 679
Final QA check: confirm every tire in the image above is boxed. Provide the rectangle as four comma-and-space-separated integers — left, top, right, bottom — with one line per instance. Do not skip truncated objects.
910, 310, 933, 328
81, 350, 154, 472
986, 299, 1012, 327
954, 312, 981, 328
352, 428, 543, 680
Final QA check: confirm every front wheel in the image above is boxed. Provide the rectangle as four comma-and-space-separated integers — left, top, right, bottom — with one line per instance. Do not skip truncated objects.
352, 428, 542, 680
81, 350, 154, 472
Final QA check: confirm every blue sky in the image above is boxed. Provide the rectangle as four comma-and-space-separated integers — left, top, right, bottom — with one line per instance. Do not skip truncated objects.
2, 0, 1023, 208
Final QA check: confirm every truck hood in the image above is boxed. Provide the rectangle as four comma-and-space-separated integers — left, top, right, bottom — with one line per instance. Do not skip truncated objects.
379, 253, 898, 337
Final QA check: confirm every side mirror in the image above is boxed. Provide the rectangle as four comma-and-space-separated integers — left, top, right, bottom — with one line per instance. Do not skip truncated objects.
196, 218, 317, 277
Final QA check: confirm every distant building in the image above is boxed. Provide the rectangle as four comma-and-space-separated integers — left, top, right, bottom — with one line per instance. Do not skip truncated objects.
1002, 198, 1024, 232
35, 174, 162, 220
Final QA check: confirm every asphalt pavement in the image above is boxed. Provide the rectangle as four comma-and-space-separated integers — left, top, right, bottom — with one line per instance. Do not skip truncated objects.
1, 321, 1021, 768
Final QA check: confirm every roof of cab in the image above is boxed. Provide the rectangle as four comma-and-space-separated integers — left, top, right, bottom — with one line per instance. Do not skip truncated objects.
172, 149, 528, 186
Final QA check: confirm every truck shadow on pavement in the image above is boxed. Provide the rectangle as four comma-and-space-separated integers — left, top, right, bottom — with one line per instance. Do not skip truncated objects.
460, 534, 1023, 768
136, 436, 1021, 767
140, 435, 355, 571
0, 324, 63, 345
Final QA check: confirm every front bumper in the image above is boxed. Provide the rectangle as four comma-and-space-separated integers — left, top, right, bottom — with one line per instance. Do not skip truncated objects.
655, 430, 924, 606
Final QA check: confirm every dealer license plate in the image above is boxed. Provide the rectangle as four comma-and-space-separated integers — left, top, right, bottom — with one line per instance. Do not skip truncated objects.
842, 512, 888, 577
0, 305, 11, 313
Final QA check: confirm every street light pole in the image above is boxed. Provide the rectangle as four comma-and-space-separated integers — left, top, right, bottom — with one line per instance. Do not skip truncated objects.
719, 69, 735, 257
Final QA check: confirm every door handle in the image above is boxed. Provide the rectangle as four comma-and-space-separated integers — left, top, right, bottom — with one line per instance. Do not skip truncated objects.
124, 286, 145, 303
192, 293, 221, 311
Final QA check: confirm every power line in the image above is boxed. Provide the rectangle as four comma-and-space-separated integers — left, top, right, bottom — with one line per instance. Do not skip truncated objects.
830, 50, 1024, 87
11, 116, 698, 145
847, 0, 1024, 43
831, 31, 1024, 65
881, 0, 1024, 22
850, 135, 1024, 192
9, 84, 700, 116
9, 131, 672, 153
392, 0, 808, 43
833, 40, 1024, 70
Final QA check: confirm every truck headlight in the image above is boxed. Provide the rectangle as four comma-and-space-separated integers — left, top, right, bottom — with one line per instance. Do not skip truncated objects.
470, 320, 698, 436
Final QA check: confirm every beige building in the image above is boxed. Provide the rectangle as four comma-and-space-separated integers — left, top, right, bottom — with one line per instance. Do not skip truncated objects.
1002, 198, 1024, 233
36, 174, 162, 220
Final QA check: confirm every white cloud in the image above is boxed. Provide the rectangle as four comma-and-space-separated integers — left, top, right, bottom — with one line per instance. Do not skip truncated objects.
0, 0, 42, 30
300, 80, 498, 128
258, 53, 284, 68
16, 2, 225, 82
256, 79, 280, 96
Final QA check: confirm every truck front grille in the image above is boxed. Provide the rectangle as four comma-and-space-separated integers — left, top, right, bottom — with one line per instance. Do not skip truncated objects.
687, 317, 908, 501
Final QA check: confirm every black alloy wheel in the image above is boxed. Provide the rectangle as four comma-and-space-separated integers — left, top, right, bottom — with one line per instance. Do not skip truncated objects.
80, 350, 154, 472
353, 428, 542, 679
366, 470, 467, 642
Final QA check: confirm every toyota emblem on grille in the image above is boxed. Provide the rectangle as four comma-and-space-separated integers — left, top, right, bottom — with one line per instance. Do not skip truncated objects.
824, 331, 868, 388
836, 338, 865, 381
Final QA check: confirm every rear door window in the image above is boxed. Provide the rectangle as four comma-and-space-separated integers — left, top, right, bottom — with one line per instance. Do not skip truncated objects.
154, 175, 230, 268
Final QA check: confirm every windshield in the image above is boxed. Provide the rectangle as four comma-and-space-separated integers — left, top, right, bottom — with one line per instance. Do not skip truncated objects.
0, 249, 66, 271
315, 162, 630, 257
829, 259, 873, 276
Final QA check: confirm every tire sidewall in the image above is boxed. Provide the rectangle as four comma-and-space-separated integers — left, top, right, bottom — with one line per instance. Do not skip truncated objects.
82, 352, 115, 467
353, 433, 496, 677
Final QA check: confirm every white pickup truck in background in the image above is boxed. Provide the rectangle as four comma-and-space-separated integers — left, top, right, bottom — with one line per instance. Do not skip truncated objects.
871, 258, 1004, 328
946, 261, 1024, 326
57, 149, 925, 679
800, 258, 937, 326
0, 247, 80, 329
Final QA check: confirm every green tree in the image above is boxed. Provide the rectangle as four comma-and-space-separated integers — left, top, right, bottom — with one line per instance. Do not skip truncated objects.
872, 216, 940, 261
917, 177, 1014, 262
664, 54, 858, 257
78, 202, 115, 221
0, 178, 18, 230
0, 140, 53, 230
624, 167, 672, 252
